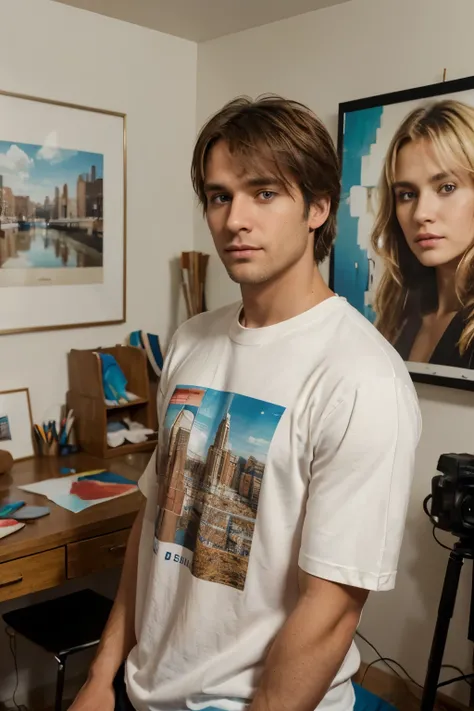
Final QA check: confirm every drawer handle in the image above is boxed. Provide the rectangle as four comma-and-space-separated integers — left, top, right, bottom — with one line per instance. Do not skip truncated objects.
0, 575, 23, 589
108, 544, 126, 553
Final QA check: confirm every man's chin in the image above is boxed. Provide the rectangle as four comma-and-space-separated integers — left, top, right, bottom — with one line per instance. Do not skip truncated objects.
225, 266, 267, 285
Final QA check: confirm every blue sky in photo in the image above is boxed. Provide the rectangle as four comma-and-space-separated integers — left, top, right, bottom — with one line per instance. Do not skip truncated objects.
0, 139, 103, 203
165, 386, 285, 463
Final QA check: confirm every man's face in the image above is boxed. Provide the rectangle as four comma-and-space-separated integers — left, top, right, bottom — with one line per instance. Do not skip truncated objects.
203, 140, 329, 286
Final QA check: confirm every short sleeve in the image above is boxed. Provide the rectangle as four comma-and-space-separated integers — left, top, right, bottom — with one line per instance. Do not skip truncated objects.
298, 376, 421, 592
137, 446, 157, 499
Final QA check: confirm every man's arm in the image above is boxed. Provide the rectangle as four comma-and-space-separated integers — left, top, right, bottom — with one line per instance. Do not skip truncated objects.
250, 569, 368, 711
69, 500, 145, 709
250, 376, 420, 711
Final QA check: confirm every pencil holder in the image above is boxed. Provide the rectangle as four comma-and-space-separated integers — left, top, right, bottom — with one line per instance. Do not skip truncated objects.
38, 439, 59, 457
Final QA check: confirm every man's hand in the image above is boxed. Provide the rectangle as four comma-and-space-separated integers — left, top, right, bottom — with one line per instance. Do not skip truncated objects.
249, 568, 369, 711
68, 676, 115, 711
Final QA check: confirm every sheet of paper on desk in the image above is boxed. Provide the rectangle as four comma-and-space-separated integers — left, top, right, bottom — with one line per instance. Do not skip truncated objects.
0, 518, 25, 539
18, 470, 138, 513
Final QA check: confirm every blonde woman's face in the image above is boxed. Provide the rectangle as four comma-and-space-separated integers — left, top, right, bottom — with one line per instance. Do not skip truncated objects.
393, 138, 474, 269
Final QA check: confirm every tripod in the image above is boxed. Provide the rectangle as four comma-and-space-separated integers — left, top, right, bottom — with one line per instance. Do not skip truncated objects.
420, 537, 474, 711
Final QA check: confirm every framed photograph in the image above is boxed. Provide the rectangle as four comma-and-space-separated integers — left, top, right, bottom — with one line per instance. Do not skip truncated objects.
0, 388, 34, 461
330, 74, 474, 390
0, 89, 126, 336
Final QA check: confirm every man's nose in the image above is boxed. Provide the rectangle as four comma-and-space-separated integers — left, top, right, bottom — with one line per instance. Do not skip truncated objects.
225, 195, 253, 233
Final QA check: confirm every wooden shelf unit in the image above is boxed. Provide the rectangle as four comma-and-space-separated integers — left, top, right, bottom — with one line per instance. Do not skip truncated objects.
67, 345, 158, 458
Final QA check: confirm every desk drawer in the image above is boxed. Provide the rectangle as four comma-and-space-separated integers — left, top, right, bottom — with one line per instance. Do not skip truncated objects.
67, 528, 130, 579
0, 548, 65, 603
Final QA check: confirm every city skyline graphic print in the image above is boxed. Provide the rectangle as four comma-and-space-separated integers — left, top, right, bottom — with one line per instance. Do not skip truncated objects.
154, 385, 285, 591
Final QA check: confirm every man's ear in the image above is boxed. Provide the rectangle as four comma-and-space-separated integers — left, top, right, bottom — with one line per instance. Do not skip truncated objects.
308, 197, 331, 232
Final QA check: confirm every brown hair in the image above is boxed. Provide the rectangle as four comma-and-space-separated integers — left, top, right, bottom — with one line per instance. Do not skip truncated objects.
371, 99, 474, 354
191, 94, 340, 264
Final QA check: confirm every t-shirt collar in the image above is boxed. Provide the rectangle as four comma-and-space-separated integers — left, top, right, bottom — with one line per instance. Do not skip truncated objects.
228, 295, 342, 346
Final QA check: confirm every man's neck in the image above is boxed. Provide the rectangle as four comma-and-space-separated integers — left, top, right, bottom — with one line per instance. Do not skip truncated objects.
240, 266, 333, 329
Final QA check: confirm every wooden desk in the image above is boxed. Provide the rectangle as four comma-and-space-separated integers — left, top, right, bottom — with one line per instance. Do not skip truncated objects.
0, 451, 151, 603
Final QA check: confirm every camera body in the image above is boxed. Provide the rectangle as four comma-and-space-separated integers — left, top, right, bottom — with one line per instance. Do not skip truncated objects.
431, 453, 474, 538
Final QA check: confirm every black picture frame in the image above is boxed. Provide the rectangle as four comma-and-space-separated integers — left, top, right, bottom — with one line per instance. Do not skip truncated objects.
330, 74, 474, 392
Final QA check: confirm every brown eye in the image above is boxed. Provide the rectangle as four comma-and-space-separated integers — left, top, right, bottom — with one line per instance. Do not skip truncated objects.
396, 190, 415, 202
210, 194, 230, 205
440, 183, 456, 194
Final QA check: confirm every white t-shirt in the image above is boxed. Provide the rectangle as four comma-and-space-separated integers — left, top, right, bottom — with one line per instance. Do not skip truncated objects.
126, 295, 421, 711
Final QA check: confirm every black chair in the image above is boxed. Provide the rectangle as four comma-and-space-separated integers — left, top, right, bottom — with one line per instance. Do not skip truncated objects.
2, 588, 113, 711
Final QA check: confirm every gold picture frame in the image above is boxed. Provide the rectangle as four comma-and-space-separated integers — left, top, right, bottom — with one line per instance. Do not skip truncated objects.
0, 89, 126, 336
0, 388, 34, 461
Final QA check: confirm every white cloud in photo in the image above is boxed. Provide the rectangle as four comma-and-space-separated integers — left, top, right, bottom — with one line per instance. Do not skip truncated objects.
0, 144, 34, 176
0, 144, 34, 196
248, 436, 269, 447
37, 132, 77, 164
188, 420, 209, 458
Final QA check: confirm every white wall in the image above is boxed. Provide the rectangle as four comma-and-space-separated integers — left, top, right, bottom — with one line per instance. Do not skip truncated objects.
196, 0, 474, 703
0, 0, 197, 424
0, 0, 196, 705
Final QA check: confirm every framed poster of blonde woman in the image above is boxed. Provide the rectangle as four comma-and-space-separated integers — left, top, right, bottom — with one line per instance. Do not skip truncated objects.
331, 75, 474, 390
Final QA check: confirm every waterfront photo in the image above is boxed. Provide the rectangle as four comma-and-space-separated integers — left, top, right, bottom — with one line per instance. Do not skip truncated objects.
0, 139, 104, 287
0, 90, 124, 335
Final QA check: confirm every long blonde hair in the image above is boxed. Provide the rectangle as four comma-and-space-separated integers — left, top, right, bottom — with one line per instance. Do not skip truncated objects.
371, 99, 474, 354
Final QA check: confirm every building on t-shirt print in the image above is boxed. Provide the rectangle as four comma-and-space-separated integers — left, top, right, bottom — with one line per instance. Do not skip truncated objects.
153, 385, 285, 591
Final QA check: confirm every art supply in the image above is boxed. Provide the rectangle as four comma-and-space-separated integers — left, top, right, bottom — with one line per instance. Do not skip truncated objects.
12, 505, 50, 520
180, 251, 209, 318
60, 467, 76, 475
106, 418, 155, 448
33, 409, 75, 457
18, 469, 138, 513
127, 331, 164, 377
0, 501, 25, 518
0, 518, 25, 539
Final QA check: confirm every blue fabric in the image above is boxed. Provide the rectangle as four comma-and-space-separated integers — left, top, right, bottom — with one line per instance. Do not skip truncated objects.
98, 353, 128, 403
128, 330, 144, 348
146, 332, 164, 372
199, 683, 398, 711
353, 682, 397, 711
127, 330, 164, 375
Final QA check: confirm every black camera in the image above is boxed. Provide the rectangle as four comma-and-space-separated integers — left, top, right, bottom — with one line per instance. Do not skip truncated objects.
421, 453, 474, 711
427, 453, 474, 539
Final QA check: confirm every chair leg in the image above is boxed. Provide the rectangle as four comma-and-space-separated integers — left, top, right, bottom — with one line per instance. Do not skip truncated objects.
54, 655, 67, 711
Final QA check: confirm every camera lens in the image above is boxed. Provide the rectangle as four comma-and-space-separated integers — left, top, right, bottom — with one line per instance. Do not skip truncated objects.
461, 494, 474, 526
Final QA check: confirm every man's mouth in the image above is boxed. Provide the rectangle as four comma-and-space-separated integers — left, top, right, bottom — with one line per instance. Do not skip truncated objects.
225, 244, 262, 257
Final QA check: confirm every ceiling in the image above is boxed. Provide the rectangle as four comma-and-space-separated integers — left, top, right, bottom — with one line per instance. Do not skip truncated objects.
54, 0, 351, 42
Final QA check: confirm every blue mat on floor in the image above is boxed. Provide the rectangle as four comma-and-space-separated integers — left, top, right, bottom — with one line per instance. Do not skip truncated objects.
201, 682, 397, 711
354, 682, 397, 711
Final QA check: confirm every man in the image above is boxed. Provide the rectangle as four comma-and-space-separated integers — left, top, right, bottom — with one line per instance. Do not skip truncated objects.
71, 95, 421, 711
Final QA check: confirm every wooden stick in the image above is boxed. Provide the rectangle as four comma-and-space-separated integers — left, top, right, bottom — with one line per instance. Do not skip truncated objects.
180, 253, 193, 318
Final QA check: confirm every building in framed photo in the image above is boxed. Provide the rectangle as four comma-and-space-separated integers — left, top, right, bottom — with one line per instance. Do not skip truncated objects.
0, 140, 104, 288
331, 75, 474, 391
0, 90, 125, 336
